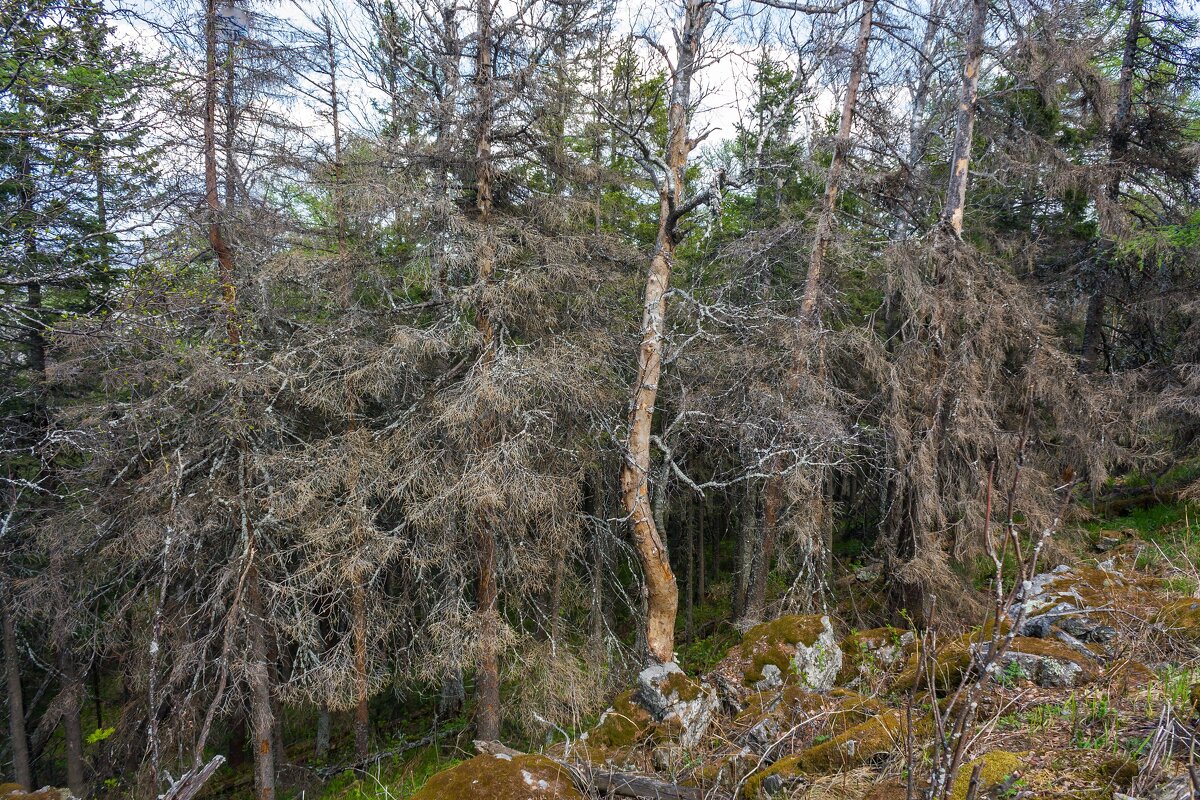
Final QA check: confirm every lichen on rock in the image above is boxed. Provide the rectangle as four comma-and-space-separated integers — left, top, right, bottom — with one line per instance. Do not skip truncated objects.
743, 709, 917, 798
712, 615, 843, 703
636, 661, 718, 749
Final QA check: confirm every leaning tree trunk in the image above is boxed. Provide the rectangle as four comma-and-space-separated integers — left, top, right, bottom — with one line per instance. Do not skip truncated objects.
619, 0, 713, 665
940, 0, 988, 236
1081, 0, 1142, 374
3, 595, 32, 790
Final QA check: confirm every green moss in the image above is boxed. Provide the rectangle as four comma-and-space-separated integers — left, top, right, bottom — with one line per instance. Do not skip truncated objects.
585, 690, 653, 749
740, 615, 830, 685
948, 751, 1022, 800
838, 627, 910, 684
1097, 756, 1138, 790
410, 754, 583, 800
893, 634, 1094, 693
660, 671, 702, 703
743, 710, 920, 798
743, 615, 828, 650
1156, 598, 1200, 640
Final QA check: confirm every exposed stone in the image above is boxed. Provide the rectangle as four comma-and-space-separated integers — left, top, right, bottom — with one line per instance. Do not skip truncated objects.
411, 753, 583, 800
636, 662, 718, 749
743, 709, 920, 798
993, 649, 1085, 688
1018, 601, 1117, 643
837, 627, 914, 686
711, 615, 843, 706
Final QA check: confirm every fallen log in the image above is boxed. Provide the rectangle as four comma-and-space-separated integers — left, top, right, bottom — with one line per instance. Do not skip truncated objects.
474, 740, 727, 800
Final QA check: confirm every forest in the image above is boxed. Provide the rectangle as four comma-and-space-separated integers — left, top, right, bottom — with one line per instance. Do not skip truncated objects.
1, 0, 1199, 797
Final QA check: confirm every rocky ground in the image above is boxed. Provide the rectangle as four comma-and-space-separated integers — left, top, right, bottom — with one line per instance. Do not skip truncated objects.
7, 515, 1200, 800
409, 518, 1200, 800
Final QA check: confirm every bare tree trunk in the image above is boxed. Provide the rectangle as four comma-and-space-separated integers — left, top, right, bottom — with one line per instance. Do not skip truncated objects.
749, 0, 875, 622
589, 472, 606, 646
247, 577, 275, 800
312, 705, 329, 760
619, 0, 713, 663
471, 0, 502, 743
3, 596, 32, 790
800, 0, 875, 317
685, 505, 694, 640
891, 0, 942, 239
60, 651, 86, 798
474, 525, 500, 740
940, 0, 988, 236
549, 550, 565, 649
1081, 0, 1142, 373
696, 500, 705, 603
743, 480, 778, 622
205, 0, 239, 351
352, 583, 369, 760
230, 713, 248, 769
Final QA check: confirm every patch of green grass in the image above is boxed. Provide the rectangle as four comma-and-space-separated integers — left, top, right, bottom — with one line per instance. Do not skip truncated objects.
1162, 576, 1198, 594
317, 745, 458, 800
1085, 502, 1188, 538
677, 626, 739, 674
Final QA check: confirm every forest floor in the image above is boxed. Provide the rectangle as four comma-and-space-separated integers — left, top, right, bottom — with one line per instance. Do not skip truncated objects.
199, 494, 1200, 800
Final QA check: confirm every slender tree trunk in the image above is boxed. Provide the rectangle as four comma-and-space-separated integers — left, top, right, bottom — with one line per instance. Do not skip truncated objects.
3, 596, 32, 790
549, 550, 565, 649
352, 582, 369, 760
619, 0, 712, 664
314, 704, 330, 760
474, 524, 500, 740
205, 0, 239, 351
801, 0, 875, 317
589, 472, 606, 646
940, 0, 988, 235
60, 650, 86, 798
891, 0, 942, 239
230, 713, 248, 769
685, 506, 694, 640
750, 0, 875, 622
1081, 0, 1142, 373
744, 479, 779, 622
247, 576, 275, 800
471, 0, 502, 743
696, 500, 706, 603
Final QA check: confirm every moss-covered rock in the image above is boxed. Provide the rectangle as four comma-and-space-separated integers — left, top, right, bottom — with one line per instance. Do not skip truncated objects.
712, 615, 843, 702
1156, 598, 1200, 641
582, 689, 654, 750
947, 751, 1022, 800
837, 627, 914, 686
735, 685, 887, 751
635, 662, 718, 749
411, 753, 583, 800
893, 634, 1097, 692
743, 709, 918, 798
